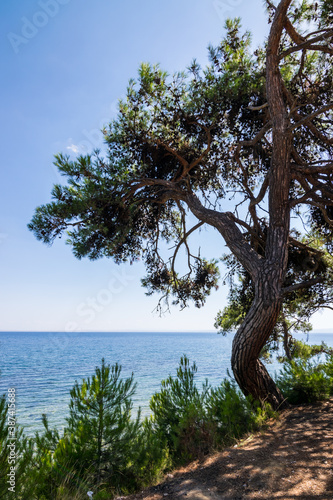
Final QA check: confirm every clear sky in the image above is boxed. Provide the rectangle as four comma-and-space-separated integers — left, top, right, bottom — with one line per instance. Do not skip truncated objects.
1, 0, 332, 333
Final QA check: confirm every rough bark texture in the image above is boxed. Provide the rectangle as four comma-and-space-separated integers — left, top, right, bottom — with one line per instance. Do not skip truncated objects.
230, 0, 293, 409
231, 271, 287, 409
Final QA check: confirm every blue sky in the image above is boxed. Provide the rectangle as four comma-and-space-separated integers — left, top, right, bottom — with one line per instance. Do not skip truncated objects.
1, 0, 332, 333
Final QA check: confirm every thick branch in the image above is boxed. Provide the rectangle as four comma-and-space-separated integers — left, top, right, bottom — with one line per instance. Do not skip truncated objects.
127, 179, 263, 277
289, 103, 333, 132
283, 14, 305, 44
280, 29, 333, 59
184, 192, 262, 278
283, 277, 323, 296
291, 162, 333, 175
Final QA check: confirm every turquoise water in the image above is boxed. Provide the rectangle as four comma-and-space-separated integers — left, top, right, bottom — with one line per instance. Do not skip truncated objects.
0, 331, 332, 436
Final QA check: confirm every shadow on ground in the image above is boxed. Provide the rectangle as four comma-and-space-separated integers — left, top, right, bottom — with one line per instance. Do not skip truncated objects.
122, 399, 333, 500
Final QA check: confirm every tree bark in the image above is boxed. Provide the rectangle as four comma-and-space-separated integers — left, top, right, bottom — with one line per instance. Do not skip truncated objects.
230, 0, 292, 410
176, 0, 294, 410
231, 269, 287, 410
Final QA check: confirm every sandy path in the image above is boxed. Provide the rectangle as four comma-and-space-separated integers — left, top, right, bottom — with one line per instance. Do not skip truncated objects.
120, 399, 333, 500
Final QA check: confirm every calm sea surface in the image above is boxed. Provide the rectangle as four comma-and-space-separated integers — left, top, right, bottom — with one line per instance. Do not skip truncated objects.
0, 331, 332, 436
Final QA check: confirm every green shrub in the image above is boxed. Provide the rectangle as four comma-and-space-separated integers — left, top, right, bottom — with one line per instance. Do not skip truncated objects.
26, 360, 169, 499
64, 359, 140, 491
14, 356, 280, 498
127, 417, 170, 488
149, 355, 212, 463
149, 356, 274, 465
207, 379, 258, 444
322, 354, 333, 393
276, 357, 333, 404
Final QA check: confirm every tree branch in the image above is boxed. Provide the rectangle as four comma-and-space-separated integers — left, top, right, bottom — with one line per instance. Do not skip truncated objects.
237, 122, 272, 148
289, 236, 324, 256
146, 136, 189, 169
265, 0, 293, 263
249, 175, 270, 208
179, 125, 212, 180
289, 103, 333, 132
184, 192, 263, 278
171, 221, 204, 280
291, 162, 333, 175
282, 277, 323, 296
280, 29, 333, 59
248, 103, 269, 111
283, 14, 305, 44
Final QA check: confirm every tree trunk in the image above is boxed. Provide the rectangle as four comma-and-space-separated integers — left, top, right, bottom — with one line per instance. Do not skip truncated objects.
231, 0, 293, 411
231, 272, 288, 410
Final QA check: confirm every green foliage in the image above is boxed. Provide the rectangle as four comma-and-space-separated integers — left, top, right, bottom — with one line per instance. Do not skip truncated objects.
149, 356, 274, 464
27, 414, 93, 499
127, 417, 170, 488
142, 258, 220, 310
215, 236, 333, 360
23, 362, 129, 497
65, 359, 140, 489
283, 339, 333, 361
20, 360, 170, 500
276, 348, 333, 404
8, 351, 333, 498
149, 356, 211, 462
206, 379, 268, 444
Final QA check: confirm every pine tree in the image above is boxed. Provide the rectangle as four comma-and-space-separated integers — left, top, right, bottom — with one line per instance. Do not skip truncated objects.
64, 359, 140, 490
29, 1, 333, 408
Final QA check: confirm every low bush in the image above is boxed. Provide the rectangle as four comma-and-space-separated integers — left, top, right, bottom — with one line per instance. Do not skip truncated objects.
207, 379, 265, 445
149, 355, 212, 463
276, 344, 333, 404
8, 352, 326, 499
149, 356, 274, 465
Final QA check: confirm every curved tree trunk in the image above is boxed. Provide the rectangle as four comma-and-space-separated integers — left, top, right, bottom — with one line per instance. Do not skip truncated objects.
188, 0, 293, 410
231, 274, 288, 410
231, 0, 293, 411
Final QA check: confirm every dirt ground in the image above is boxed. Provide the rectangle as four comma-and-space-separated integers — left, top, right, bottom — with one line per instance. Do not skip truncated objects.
119, 398, 333, 500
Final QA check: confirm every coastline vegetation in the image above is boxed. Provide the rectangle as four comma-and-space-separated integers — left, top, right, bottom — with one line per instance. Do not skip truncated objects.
28, 0, 333, 410
1, 346, 333, 499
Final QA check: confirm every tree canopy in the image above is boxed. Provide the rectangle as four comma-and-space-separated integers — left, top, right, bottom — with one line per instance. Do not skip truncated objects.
29, 0, 333, 408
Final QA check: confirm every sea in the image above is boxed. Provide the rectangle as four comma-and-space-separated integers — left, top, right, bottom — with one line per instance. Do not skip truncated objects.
0, 331, 332, 436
